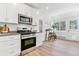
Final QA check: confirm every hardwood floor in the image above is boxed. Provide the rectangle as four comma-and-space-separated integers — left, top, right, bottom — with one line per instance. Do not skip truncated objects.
24, 39, 79, 56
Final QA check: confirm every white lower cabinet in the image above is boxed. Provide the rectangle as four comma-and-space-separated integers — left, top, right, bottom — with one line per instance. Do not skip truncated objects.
0, 34, 21, 56
36, 33, 45, 47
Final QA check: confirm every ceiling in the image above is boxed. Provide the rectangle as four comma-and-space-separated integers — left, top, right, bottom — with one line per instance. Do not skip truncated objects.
26, 3, 79, 16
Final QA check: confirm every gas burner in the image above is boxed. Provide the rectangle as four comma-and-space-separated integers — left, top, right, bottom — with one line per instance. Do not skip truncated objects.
17, 30, 36, 35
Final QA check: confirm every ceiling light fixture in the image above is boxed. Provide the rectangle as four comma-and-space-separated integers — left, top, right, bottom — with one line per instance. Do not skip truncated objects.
36, 10, 39, 15
46, 6, 49, 10
12, 3, 18, 5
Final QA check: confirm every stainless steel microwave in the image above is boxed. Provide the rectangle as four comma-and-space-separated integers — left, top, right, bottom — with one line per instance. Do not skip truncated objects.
18, 14, 32, 24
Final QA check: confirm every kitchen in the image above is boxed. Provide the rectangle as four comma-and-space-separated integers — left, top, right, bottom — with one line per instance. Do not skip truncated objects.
0, 3, 46, 56
1, 3, 79, 56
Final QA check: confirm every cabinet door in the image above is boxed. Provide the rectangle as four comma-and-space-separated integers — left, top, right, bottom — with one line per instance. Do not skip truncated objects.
7, 35, 21, 56
18, 4, 31, 16
0, 35, 21, 56
0, 3, 6, 22
0, 36, 10, 56
0, 46, 10, 56
18, 4, 26, 15
36, 33, 43, 47
6, 3, 18, 23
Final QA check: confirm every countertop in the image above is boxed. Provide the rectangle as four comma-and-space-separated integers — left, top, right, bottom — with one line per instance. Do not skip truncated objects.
0, 31, 20, 36
0, 31, 41, 36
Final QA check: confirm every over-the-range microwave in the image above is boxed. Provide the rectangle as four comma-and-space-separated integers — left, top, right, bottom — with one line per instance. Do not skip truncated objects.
18, 14, 32, 25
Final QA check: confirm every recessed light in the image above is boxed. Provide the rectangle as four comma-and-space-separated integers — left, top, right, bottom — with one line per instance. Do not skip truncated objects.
46, 6, 49, 10
36, 10, 39, 15
12, 3, 18, 5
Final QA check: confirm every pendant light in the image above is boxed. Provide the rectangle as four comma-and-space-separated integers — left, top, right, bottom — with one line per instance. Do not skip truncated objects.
4, 3, 7, 23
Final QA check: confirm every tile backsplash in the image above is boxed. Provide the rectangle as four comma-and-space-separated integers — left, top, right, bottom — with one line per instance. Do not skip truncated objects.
0, 23, 36, 31
0, 23, 18, 31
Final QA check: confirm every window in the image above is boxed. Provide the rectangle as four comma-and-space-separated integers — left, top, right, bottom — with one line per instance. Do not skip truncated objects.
69, 20, 78, 29
60, 21, 66, 30
53, 21, 66, 30
53, 22, 59, 30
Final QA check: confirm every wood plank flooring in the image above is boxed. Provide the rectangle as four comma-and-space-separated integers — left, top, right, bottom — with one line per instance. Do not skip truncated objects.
24, 39, 79, 56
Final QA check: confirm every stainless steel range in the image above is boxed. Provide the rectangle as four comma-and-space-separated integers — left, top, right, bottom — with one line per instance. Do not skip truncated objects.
17, 30, 36, 51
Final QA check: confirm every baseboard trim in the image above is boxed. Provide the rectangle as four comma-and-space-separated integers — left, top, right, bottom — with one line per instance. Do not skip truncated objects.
59, 39, 79, 43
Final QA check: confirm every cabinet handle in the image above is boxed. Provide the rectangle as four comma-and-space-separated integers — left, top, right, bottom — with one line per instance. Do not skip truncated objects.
9, 43, 15, 46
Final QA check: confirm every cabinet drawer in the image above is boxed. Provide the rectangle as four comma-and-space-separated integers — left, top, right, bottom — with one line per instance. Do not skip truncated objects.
0, 35, 20, 42
0, 40, 20, 47
8, 45, 21, 56
0, 35, 20, 46
7, 35, 20, 40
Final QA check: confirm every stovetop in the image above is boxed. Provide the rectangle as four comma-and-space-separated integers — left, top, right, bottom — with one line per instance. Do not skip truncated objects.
17, 30, 36, 35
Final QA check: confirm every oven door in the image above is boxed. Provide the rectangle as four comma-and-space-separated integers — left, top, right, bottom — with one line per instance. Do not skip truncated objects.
21, 37, 36, 51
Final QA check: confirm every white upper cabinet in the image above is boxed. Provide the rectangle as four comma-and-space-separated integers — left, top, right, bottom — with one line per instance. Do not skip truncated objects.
6, 3, 18, 23
0, 3, 18, 23
0, 3, 34, 23
0, 3, 6, 22
18, 4, 31, 17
